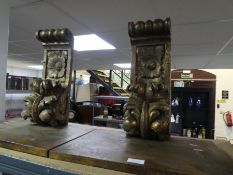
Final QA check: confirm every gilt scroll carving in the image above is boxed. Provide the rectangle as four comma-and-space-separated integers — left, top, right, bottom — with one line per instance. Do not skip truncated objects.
123, 19, 171, 140
21, 29, 73, 126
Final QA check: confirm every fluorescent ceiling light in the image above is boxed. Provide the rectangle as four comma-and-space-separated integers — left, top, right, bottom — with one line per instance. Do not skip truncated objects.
74, 34, 116, 51
114, 63, 131, 69
28, 65, 43, 70
183, 70, 191, 74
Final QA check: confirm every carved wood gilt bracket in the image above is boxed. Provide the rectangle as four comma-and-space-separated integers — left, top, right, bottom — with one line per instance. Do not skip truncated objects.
123, 19, 171, 140
21, 29, 73, 127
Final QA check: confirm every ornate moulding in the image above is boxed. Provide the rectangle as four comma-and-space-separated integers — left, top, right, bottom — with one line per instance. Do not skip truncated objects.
21, 28, 73, 127
123, 19, 171, 140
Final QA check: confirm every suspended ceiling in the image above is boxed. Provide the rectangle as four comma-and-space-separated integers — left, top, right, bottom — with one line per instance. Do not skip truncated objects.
7, 0, 233, 70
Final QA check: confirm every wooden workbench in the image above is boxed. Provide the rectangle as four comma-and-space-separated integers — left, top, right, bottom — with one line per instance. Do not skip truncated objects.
0, 118, 233, 175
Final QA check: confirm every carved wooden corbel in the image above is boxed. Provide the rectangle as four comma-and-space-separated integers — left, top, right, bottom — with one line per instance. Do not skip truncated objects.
21, 28, 73, 126
123, 19, 171, 140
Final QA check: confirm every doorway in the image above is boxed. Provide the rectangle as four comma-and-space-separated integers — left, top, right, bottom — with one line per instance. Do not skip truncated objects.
171, 69, 216, 139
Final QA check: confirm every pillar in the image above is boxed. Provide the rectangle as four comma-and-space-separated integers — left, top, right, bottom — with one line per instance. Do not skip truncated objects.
0, 0, 9, 121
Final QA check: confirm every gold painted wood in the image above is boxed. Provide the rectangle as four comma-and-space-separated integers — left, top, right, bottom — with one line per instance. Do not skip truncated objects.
21, 28, 73, 127
123, 19, 171, 140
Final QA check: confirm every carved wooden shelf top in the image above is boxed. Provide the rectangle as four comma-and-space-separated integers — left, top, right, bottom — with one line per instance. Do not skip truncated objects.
0, 118, 95, 157
0, 118, 232, 175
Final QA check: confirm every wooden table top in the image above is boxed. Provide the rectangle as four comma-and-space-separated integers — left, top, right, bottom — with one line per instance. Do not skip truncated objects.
50, 128, 233, 175
0, 118, 95, 157
0, 118, 233, 175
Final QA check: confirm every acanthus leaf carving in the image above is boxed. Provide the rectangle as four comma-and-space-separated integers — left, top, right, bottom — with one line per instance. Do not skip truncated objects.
123, 18, 171, 140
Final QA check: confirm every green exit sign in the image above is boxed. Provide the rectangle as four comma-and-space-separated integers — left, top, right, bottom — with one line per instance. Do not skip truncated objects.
181, 73, 193, 79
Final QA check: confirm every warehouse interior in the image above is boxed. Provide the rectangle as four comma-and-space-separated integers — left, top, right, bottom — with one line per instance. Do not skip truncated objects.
0, 0, 233, 174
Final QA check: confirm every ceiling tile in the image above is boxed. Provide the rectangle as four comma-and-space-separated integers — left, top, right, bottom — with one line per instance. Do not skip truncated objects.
157, 0, 233, 24
220, 42, 233, 55
202, 55, 233, 68
8, 0, 233, 69
172, 43, 223, 56
172, 22, 233, 45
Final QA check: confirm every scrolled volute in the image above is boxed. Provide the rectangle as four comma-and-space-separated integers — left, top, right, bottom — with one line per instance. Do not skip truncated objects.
36, 28, 73, 43
128, 18, 170, 37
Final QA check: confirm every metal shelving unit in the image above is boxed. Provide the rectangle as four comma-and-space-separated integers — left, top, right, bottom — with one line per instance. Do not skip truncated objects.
93, 95, 129, 102
0, 155, 78, 175
6, 90, 33, 94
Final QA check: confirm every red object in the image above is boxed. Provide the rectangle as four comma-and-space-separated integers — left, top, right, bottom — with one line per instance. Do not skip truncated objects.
98, 87, 121, 105
223, 111, 233, 127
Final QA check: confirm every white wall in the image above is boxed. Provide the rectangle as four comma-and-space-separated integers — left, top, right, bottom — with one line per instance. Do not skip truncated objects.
7, 66, 42, 78
6, 67, 42, 115
203, 69, 233, 140
6, 93, 31, 112
0, 0, 9, 121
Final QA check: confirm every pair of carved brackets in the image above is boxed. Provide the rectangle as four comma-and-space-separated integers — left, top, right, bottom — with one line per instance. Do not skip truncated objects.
21, 18, 171, 141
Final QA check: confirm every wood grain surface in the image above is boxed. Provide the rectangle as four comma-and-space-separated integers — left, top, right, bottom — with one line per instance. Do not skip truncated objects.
0, 118, 233, 175
50, 128, 233, 175
0, 118, 95, 156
